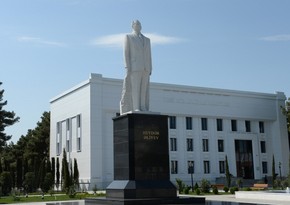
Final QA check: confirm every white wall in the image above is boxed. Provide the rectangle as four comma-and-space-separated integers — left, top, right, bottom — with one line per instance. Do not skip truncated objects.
50, 73, 289, 189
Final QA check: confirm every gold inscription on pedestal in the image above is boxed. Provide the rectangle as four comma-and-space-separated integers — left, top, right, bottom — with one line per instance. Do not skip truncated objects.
143, 130, 160, 140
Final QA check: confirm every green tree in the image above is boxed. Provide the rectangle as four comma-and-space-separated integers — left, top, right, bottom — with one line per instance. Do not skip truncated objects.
225, 155, 231, 187
56, 157, 60, 190
0, 82, 20, 150
23, 172, 36, 192
16, 157, 23, 188
0, 171, 12, 195
73, 158, 79, 190
51, 157, 55, 187
272, 155, 276, 187
61, 149, 70, 192
281, 98, 290, 132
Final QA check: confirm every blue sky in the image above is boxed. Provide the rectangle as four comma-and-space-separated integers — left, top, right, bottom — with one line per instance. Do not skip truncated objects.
1, 0, 290, 142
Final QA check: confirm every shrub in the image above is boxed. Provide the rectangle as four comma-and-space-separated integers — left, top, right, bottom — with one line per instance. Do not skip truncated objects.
195, 188, 201, 195
184, 185, 190, 194
212, 186, 218, 195
200, 179, 211, 193
230, 187, 238, 194
92, 185, 98, 195
194, 182, 199, 191
242, 187, 251, 191
223, 186, 229, 193
67, 186, 76, 198
176, 178, 185, 194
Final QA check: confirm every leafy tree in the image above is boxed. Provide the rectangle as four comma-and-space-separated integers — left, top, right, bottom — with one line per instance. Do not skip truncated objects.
0, 82, 20, 150
24, 112, 50, 168
23, 172, 36, 192
225, 155, 231, 187
42, 172, 53, 193
0, 171, 12, 195
0, 157, 2, 174
16, 158, 23, 188
281, 98, 290, 132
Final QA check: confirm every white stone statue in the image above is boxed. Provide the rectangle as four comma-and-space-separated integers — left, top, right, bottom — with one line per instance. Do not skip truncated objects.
120, 20, 152, 115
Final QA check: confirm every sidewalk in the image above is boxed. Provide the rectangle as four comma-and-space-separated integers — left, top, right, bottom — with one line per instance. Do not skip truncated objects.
205, 194, 290, 205
9, 194, 290, 205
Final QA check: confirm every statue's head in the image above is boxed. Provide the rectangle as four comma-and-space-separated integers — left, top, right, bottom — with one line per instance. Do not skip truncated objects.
132, 20, 142, 33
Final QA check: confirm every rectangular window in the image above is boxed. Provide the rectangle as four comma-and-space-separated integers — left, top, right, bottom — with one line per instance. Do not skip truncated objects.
262, 161, 268, 174
56, 122, 61, 155
245, 120, 251, 132
204, 161, 210, 174
217, 119, 223, 131
66, 139, 70, 152
259, 121, 265, 133
201, 118, 208, 131
186, 117, 192, 130
77, 114, 81, 128
187, 138, 193, 151
66, 118, 70, 131
66, 118, 70, 152
231, 120, 237, 131
171, 160, 178, 174
188, 161, 194, 174
56, 142, 60, 156
77, 114, 81, 151
260, 141, 266, 153
218, 139, 224, 152
170, 138, 177, 151
202, 139, 209, 152
219, 161, 225, 174
169, 116, 176, 129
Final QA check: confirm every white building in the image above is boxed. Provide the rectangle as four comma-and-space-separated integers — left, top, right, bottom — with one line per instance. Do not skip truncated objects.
50, 73, 289, 190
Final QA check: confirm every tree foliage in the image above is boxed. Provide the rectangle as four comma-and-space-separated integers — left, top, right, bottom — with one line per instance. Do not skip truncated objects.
0, 82, 20, 150
272, 155, 276, 187
0, 111, 51, 193
281, 98, 290, 132
225, 155, 231, 187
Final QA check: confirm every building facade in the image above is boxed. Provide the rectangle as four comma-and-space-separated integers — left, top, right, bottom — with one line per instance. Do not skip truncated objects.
50, 73, 289, 190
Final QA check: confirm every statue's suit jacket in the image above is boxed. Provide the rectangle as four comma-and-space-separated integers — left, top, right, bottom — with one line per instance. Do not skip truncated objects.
124, 33, 152, 73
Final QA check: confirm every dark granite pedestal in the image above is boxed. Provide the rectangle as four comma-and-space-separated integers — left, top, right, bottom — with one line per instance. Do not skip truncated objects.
85, 113, 205, 205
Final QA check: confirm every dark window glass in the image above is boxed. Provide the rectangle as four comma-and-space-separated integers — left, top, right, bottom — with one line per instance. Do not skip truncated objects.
259, 121, 265, 133
201, 118, 208, 130
204, 161, 210, 174
219, 161, 225, 174
261, 141, 266, 153
217, 119, 223, 131
169, 116, 176, 129
231, 120, 237, 131
218, 139, 224, 152
245, 120, 251, 132
203, 139, 209, 152
170, 138, 177, 151
186, 117, 192, 130
187, 138, 193, 151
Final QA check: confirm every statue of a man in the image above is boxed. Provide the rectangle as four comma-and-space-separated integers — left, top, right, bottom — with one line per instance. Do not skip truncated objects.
120, 20, 152, 114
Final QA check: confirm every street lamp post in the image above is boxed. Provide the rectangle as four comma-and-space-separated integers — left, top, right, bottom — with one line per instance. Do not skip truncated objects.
188, 162, 194, 191
279, 162, 282, 181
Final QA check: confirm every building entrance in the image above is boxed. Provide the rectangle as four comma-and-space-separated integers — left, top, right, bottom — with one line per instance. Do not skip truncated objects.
235, 140, 254, 179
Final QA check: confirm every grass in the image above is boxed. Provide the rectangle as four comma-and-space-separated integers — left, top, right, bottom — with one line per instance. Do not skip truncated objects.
0, 192, 105, 204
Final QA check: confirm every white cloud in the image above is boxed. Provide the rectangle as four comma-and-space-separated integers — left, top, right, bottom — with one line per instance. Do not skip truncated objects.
91, 33, 184, 48
260, 34, 290, 42
91, 33, 125, 48
17, 36, 66, 47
